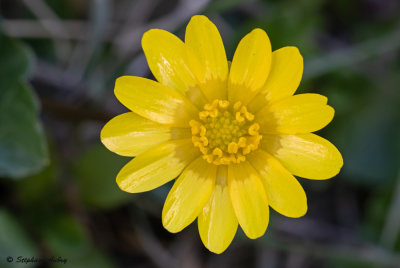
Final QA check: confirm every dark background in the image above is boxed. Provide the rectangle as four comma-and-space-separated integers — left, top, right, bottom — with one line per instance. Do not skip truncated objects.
0, 0, 400, 267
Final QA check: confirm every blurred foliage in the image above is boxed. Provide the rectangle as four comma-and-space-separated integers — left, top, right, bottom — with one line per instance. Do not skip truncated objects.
73, 145, 131, 210
0, 210, 37, 268
41, 214, 114, 268
0, 0, 400, 267
0, 34, 48, 179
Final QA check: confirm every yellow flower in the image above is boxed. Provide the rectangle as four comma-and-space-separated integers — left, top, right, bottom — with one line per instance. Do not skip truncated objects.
101, 15, 343, 253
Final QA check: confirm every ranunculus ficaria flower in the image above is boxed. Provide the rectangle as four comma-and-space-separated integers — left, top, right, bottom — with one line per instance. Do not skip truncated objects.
101, 15, 343, 254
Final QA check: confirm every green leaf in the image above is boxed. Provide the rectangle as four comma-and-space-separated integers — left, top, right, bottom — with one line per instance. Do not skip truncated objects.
41, 214, 114, 268
0, 82, 49, 178
73, 144, 132, 209
0, 210, 38, 268
0, 35, 48, 179
16, 150, 59, 206
42, 215, 91, 259
0, 35, 34, 79
336, 100, 398, 186
53, 250, 114, 268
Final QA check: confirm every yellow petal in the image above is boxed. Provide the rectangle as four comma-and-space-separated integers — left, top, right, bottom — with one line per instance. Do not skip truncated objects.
261, 133, 343, 180
114, 76, 198, 127
248, 150, 307, 218
185, 15, 228, 100
228, 161, 269, 239
117, 139, 199, 193
198, 166, 238, 254
256, 93, 335, 134
142, 29, 197, 95
228, 28, 272, 105
248, 47, 303, 112
142, 29, 208, 108
162, 157, 216, 233
101, 112, 191, 156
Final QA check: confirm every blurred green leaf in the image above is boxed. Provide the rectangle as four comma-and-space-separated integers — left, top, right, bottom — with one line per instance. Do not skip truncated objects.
0, 35, 48, 179
0, 81, 49, 178
41, 214, 114, 268
315, 69, 400, 187
42, 215, 91, 258
73, 144, 132, 209
362, 185, 400, 249
339, 101, 398, 185
329, 259, 377, 268
15, 153, 64, 231
54, 250, 114, 268
16, 151, 59, 207
45, 0, 75, 19
0, 35, 33, 80
0, 210, 38, 268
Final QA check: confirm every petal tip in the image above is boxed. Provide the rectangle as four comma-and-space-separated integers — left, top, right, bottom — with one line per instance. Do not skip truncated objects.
206, 245, 227, 254
141, 29, 176, 52
142, 28, 161, 42
251, 28, 267, 34
326, 144, 344, 179
284, 204, 308, 218
189, 14, 210, 23
116, 173, 130, 193
114, 75, 129, 96
161, 215, 182, 234
244, 228, 267, 240
283, 46, 301, 54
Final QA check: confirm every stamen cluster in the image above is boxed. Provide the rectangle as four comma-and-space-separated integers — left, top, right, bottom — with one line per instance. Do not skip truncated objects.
190, 99, 262, 165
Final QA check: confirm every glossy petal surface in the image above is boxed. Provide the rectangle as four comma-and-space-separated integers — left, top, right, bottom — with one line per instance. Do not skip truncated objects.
142, 29, 196, 95
261, 133, 343, 180
248, 47, 303, 112
117, 139, 199, 193
228, 29, 272, 105
256, 94, 334, 134
249, 150, 307, 217
185, 15, 228, 100
162, 157, 216, 233
198, 166, 238, 254
228, 161, 269, 239
101, 112, 190, 156
114, 76, 198, 127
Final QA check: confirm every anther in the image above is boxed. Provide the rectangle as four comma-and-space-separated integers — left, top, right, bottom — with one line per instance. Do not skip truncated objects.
235, 112, 245, 123
233, 101, 242, 111
200, 125, 207, 136
238, 137, 247, 147
213, 148, 223, 157
219, 100, 229, 108
200, 136, 209, 146
248, 123, 260, 135
227, 142, 238, 154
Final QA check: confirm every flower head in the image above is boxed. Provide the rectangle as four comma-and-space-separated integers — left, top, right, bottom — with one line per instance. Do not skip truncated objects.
101, 15, 343, 253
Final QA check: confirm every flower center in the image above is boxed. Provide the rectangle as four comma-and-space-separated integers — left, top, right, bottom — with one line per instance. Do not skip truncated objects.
190, 99, 262, 165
